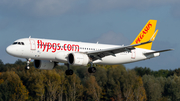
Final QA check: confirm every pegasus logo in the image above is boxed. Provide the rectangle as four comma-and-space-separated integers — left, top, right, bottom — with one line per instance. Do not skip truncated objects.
135, 22, 152, 44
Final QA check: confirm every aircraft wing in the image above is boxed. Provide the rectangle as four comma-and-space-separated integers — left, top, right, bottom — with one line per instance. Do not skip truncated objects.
86, 41, 152, 61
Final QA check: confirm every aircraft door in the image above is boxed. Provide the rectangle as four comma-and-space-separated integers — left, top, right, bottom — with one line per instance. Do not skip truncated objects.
131, 50, 136, 59
29, 39, 36, 50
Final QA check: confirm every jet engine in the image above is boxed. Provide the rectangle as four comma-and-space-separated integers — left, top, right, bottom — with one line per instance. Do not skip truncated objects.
55, 52, 68, 63
68, 53, 89, 66
34, 60, 56, 70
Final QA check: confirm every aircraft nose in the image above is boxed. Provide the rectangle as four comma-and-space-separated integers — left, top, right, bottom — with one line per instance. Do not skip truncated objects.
6, 46, 12, 54
6, 45, 16, 56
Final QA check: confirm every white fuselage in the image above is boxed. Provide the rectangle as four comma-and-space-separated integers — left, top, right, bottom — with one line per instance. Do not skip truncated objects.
6, 38, 160, 65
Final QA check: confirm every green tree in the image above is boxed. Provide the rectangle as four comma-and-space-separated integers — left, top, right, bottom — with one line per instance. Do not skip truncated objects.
17, 68, 45, 101
134, 77, 147, 101
152, 69, 170, 77
134, 67, 152, 77
142, 75, 162, 101
75, 66, 89, 79
0, 71, 29, 101
173, 68, 180, 76
122, 70, 136, 101
105, 65, 126, 101
43, 70, 61, 101
93, 65, 108, 100
27, 71, 45, 101
0, 79, 9, 101
0, 60, 4, 68
84, 75, 102, 101
14, 59, 26, 65
55, 70, 66, 101
0, 60, 5, 72
64, 73, 83, 101
165, 74, 180, 101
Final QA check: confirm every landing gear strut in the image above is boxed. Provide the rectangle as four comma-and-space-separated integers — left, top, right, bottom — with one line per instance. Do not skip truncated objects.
88, 63, 96, 73
65, 63, 73, 75
26, 58, 31, 70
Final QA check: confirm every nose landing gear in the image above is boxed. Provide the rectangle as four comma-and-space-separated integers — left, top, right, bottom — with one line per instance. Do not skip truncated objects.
25, 58, 31, 70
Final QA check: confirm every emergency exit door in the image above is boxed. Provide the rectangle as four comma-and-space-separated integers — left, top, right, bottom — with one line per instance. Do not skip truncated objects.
131, 50, 136, 59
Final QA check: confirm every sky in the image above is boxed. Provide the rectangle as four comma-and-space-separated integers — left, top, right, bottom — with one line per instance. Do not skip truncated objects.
0, 0, 180, 70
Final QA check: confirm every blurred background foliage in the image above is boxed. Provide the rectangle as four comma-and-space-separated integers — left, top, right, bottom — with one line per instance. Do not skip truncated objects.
0, 59, 180, 101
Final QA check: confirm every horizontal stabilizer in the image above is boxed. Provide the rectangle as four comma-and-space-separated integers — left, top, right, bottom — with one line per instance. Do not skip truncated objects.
143, 49, 173, 55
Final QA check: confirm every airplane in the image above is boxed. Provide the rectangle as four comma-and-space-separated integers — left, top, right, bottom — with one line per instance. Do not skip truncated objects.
6, 19, 173, 75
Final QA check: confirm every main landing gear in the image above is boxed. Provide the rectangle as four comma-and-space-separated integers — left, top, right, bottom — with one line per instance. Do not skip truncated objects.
88, 63, 96, 73
65, 63, 96, 75
25, 58, 31, 70
65, 63, 74, 75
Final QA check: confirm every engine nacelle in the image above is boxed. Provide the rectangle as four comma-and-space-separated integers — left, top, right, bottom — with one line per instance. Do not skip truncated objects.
55, 52, 68, 63
68, 53, 89, 66
34, 60, 55, 70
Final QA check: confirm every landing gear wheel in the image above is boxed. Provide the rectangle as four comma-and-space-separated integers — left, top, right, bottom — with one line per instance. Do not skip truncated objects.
25, 58, 31, 70
25, 66, 30, 70
65, 69, 74, 75
88, 67, 96, 73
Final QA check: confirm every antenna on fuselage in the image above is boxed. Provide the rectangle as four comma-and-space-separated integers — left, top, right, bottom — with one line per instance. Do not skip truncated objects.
97, 41, 99, 44
29, 36, 31, 38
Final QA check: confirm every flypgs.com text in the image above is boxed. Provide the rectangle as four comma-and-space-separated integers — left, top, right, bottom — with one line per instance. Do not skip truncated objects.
37, 40, 79, 53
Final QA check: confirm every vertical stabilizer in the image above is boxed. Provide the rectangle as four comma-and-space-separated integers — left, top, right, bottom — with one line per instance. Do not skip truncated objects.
131, 20, 157, 50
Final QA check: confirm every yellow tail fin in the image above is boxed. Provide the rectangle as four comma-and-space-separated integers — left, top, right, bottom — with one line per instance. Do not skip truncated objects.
131, 19, 157, 50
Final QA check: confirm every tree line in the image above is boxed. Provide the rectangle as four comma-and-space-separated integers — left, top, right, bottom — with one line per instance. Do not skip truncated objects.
0, 59, 180, 101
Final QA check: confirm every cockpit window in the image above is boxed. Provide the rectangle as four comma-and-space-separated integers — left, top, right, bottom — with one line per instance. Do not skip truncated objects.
12, 42, 25, 45
21, 42, 24, 45
13, 42, 17, 45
